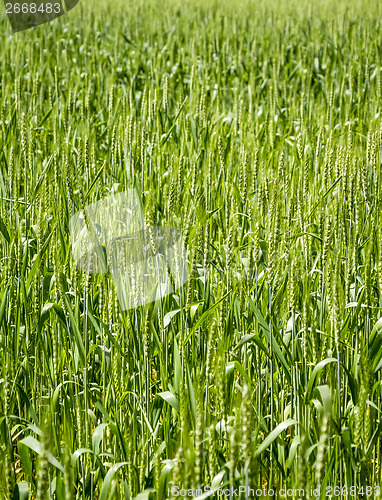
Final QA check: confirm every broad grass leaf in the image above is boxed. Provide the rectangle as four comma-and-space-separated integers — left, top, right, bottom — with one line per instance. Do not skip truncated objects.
157, 391, 180, 412
369, 317, 382, 372
234, 333, 270, 357
38, 302, 55, 332
92, 423, 108, 456
16, 384, 39, 424
173, 336, 181, 396
51, 380, 78, 413
19, 435, 64, 472
70, 447, 106, 477
304, 358, 337, 403
341, 427, 357, 470
30, 156, 53, 204
25, 230, 53, 290
163, 308, 180, 328
85, 160, 106, 201
17, 443, 33, 487
94, 402, 130, 458
186, 364, 196, 423
71, 448, 94, 468
248, 298, 292, 385
0, 285, 9, 327
287, 435, 301, 470
135, 489, 156, 500
15, 482, 29, 500
365, 417, 382, 457
314, 385, 332, 415
158, 460, 175, 499
254, 419, 296, 458
184, 291, 231, 344
54, 475, 65, 500
0, 215, 10, 243
211, 469, 226, 487
226, 360, 252, 386
63, 293, 86, 367
341, 364, 358, 405
52, 303, 67, 326
99, 462, 129, 500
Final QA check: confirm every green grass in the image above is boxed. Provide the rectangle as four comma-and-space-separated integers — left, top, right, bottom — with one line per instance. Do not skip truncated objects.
1, 0, 382, 498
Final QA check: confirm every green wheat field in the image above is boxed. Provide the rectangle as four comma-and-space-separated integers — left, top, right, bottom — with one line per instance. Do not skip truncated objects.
1, 0, 382, 498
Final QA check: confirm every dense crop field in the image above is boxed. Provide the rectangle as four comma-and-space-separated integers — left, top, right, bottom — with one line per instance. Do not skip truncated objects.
1, 0, 382, 498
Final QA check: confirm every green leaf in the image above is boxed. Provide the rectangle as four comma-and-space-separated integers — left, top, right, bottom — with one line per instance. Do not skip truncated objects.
85, 160, 106, 201
287, 435, 301, 470
17, 443, 33, 486
0, 215, 10, 243
0, 285, 9, 326
135, 489, 156, 500
173, 336, 181, 396
305, 358, 337, 403
99, 462, 129, 500
184, 291, 231, 344
157, 391, 180, 412
365, 417, 382, 457
369, 317, 382, 372
92, 423, 108, 456
71, 448, 94, 469
19, 436, 64, 472
15, 482, 29, 500
158, 460, 175, 499
30, 156, 53, 205
25, 230, 53, 290
16, 384, 39, 424
63, 293, 86, 366
314, 385, 332, 415
248, 298, 292, 385
226, 360, 252, 386
38, 302, 54, 332
235, 333, 270, 357
163, 308, 181, 328
161, 96, 188, 145
254, 419, 296, 458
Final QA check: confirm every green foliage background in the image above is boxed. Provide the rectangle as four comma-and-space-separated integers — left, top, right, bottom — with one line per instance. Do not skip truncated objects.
1, 0, 382, 497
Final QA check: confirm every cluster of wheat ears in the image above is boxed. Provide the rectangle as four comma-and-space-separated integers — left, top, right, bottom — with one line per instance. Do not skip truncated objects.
1, 0, 382, 498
